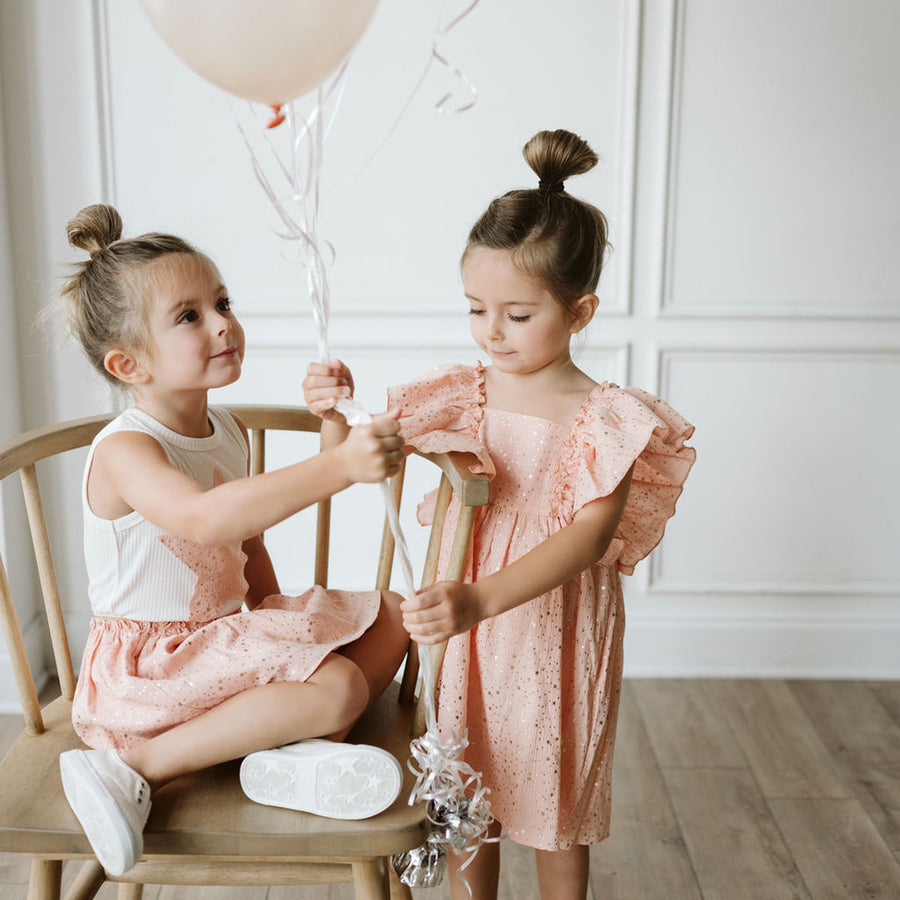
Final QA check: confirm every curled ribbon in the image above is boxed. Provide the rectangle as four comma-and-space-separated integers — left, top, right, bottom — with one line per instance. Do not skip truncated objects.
410, 728, 494, 854
432, 0, 481, 114
392, 726, 495, 891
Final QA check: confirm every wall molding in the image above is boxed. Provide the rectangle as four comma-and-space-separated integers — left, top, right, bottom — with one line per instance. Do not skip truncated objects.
92, 0, 116, 204
650, 345, 900, 594
237, 312, 636, 371
655, 0, 900, 321
605, 0, 642, 317
90, 0, 642, 322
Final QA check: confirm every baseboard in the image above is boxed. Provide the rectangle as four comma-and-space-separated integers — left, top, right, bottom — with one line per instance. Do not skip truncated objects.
624, 616, 900, 679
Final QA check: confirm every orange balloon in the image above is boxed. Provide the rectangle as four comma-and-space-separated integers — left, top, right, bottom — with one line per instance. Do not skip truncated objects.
138, 0, 380, 104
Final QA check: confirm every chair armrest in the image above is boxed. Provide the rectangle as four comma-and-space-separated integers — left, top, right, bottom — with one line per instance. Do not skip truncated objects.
224, 405, 322, 434
413, 451, 489, 508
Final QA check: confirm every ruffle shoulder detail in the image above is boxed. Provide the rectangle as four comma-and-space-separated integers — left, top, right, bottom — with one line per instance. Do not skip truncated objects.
387, 362, 494, 478
554, 384, 696, 575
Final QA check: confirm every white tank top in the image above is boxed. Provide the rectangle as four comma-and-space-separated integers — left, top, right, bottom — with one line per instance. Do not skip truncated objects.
82, 406, 248, 621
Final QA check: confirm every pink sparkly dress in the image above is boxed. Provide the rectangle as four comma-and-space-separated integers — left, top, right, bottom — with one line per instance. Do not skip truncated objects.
388, 363, 695, 850
71, 406, 380, 751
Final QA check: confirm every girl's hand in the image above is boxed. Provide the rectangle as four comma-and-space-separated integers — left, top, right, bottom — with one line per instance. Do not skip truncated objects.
303, 360, 355, 421
337, 409, 403, 483
400, 581, 488, 644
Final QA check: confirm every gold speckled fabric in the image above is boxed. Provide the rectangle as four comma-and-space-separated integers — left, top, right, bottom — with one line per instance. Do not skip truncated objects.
72, 586, 380, 752
388, 362, 695, 850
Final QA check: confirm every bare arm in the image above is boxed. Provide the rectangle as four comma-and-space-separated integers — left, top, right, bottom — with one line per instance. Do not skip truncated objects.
91, 411, 402, 546
401, 465, 634, 644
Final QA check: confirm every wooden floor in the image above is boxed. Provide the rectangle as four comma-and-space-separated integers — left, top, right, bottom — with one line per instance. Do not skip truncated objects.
1, 679, 898, 899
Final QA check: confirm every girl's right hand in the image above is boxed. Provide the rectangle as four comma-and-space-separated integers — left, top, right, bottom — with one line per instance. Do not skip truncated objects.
302, 360, 354, 421
337, 409, 403, 483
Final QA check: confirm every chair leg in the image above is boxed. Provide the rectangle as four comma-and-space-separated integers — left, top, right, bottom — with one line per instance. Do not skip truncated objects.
27, 859, 62, 900
116, 884, 144, 900
62, 862, 105, 900
352, 858, 389, 900
388, 863, 413, 900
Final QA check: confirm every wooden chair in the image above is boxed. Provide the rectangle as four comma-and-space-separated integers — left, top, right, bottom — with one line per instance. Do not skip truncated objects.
0, 405, 488, 900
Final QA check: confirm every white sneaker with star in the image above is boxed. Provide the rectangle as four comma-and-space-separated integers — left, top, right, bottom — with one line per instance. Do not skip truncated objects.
59, 748, 151, 876
240, 739, 403, 819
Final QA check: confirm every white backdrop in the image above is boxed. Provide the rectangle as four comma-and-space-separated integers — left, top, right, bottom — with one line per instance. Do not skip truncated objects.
1, 0, 898, 709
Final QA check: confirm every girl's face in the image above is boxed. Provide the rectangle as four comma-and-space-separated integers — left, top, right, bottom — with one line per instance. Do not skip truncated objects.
462, 247, 580, 377
139, 254, 245, 394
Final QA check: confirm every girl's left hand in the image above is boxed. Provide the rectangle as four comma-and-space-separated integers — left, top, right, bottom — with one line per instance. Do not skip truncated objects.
400, 581, 487, 644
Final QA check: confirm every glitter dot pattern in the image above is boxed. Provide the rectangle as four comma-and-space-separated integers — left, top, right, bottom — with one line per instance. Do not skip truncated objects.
388, 362, 695, 850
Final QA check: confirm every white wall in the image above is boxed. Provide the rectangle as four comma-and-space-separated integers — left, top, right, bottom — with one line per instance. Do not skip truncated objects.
0, 0, 897, 709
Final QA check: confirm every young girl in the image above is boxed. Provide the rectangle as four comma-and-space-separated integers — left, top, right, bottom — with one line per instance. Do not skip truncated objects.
57, 204, 411, 878
303, 130, 696, 899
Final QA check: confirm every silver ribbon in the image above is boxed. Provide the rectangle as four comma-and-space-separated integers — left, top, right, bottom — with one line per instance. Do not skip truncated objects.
392, 724, 495, 890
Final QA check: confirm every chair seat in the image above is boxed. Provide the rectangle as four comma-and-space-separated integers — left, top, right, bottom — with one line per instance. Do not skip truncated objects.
0, 681, 427, 863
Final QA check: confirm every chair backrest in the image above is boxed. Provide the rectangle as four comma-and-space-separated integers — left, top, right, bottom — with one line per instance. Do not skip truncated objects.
0, 404, 488, 736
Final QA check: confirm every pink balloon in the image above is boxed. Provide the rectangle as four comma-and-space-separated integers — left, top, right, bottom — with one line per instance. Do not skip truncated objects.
138, 0, 380, 104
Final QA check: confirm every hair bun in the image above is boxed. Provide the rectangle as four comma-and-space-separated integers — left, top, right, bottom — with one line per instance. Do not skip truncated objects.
523, 129, 598, 190
66, 204, 123, 256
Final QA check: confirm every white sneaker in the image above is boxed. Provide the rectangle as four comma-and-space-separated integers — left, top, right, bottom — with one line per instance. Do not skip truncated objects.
240, 739, 403, 819
59, 749, 151, 876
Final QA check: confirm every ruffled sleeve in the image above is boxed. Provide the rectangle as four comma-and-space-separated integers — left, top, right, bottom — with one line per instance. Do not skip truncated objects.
387, 362, 494, 478
555, 384, 696, 575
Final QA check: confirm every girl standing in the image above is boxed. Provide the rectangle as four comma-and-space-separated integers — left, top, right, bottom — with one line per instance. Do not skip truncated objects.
304, 130, 696, 899
57, 204, 410, 877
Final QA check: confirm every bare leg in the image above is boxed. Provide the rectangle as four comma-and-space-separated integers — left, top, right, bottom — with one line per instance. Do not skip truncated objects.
119, 653, 366, 789
338, 590, 408, 707
535, 845, 589, 900
448, 820, 502, 900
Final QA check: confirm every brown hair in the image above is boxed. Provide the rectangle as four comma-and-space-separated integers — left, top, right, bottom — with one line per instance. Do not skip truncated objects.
462, 129, 609, 317
61, 204, 206, 386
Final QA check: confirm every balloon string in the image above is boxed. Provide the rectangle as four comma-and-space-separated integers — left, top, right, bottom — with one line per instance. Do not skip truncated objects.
233, 78, 422, 608
348, 0, 481, 188
233, 59, 350, 365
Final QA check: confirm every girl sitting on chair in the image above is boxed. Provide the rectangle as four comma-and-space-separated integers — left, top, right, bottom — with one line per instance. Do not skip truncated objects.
57, 204, 409, 877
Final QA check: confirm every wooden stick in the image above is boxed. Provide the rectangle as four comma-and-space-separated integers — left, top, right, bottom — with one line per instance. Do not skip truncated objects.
0, 549, 43, 733
21, 464, 76, 700
376, 459, 406, 592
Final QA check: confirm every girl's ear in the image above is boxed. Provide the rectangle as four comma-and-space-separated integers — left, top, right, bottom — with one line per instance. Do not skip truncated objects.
569, 294, 599, 334
104, 349, 149, 385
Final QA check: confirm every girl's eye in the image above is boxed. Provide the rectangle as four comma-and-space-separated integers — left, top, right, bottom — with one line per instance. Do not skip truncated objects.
468, 308, 485, 316
508, 314, 530, 323
177, 309, 199, 324
217, 297, 232, 312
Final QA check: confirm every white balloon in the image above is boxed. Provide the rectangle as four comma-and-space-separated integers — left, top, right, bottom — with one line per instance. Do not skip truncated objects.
138, 0, 380, 104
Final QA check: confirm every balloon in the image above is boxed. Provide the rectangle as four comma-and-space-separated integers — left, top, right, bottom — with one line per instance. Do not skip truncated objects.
138, 0, 380, 105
